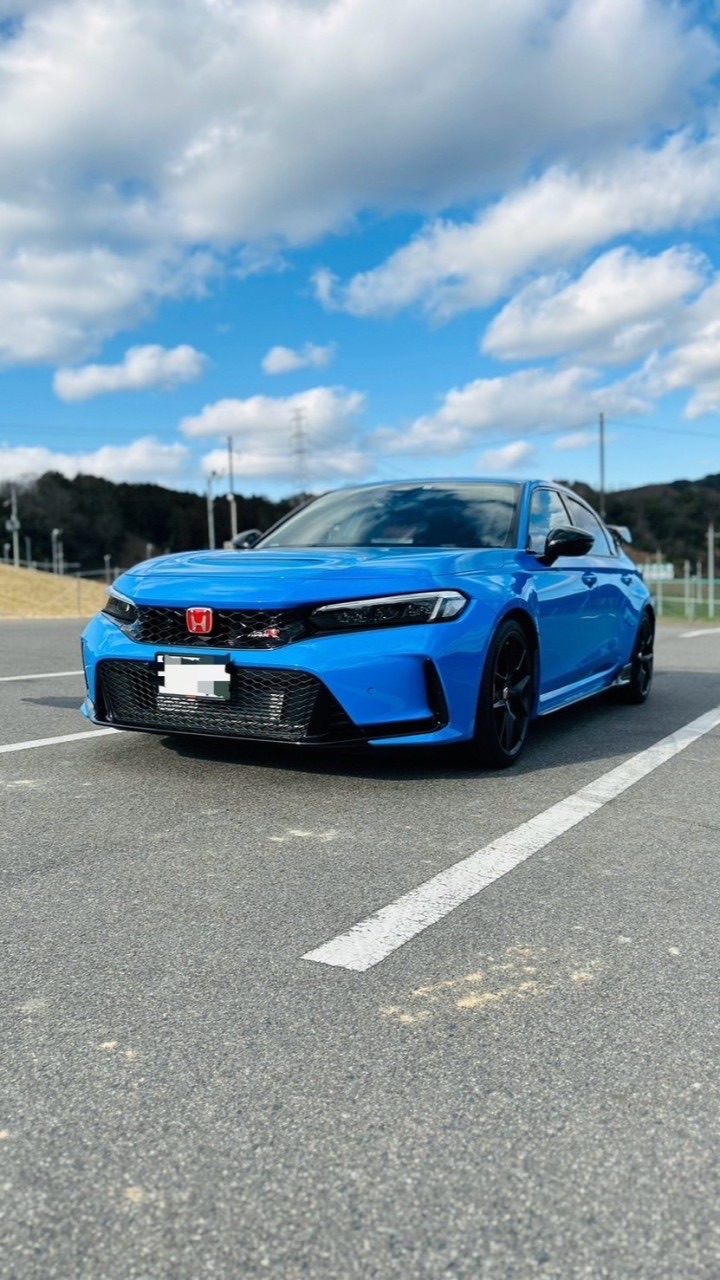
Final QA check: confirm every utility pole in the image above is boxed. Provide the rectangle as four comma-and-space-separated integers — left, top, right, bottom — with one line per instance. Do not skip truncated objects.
709, 522, 719, 621
51, 527, 62, 574
226, 436, 238, 540
3, 483, 20, 569
206, 472, 217, 550
598, 411, 606, 519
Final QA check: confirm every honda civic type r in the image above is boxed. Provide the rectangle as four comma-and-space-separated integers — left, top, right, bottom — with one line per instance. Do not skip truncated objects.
80, 480, 654, 768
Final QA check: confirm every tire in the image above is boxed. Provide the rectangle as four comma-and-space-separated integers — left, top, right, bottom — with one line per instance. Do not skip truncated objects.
617, 610, 654, 705
471, 619, 535, 768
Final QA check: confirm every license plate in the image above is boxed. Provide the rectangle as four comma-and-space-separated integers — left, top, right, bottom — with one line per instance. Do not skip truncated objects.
157, 654, 231, 701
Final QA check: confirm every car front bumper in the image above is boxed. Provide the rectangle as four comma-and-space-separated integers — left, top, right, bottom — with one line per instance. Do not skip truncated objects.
80, 612, 487, 747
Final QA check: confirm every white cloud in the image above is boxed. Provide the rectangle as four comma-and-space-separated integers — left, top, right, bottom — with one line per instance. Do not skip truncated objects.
319, 129, 720, 321
53, 343, 208, 401
0, 436, 190, 484
0, 245, 215, 366
553, 431, 600, 452
201, 444, 367, 485
478, 441, 536, 473
628, 277, 720, 416
683, 381, 720, 418
181, 385, 367, 484
552, 430, 619, 452
374, 367, 646, 456
157, 0, 716, 243
181, 386, 365, 442
0, 0, 715, 363
483, 246, 708, 365
262, 342, 336, 376
0, 247, 159, 366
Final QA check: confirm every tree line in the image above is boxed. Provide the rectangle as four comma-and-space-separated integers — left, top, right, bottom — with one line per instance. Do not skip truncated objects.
2, 472, 297, 572
568, 475, 720, 568
3, 470, 720, 573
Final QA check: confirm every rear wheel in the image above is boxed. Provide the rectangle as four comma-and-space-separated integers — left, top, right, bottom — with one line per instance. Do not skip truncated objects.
617, 611, 654, 705
471, 619, 535, 768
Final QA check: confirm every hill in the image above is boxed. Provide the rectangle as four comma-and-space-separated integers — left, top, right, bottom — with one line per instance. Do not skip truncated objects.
566, 475, 720, 567
0, 564, 107, 618
0, 472, 296, 574
2, 470, 720, 572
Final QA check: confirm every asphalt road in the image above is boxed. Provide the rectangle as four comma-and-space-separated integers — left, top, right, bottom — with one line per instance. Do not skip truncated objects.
2, 620, 720, 1278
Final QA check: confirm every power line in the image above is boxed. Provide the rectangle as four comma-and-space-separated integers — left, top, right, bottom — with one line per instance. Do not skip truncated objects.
609, 419, 720, 441
5, 412, 720, 444
367, 421, 598, 472
358, 416, 719, 455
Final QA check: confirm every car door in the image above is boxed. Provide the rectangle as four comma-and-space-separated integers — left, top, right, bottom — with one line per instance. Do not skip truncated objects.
562, 494, 630, 675
525, 486, 600, 699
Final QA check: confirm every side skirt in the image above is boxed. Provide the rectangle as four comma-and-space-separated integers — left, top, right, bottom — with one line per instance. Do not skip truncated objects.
609, 662, 633, 688
536, 667, 624, 716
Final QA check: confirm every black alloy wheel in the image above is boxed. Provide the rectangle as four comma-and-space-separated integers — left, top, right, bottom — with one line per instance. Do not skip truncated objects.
618, 611, 654, 705
473, 619, 535, 768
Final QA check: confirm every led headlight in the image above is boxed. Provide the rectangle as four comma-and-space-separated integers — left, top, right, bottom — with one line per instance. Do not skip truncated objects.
311, 590, 467, 631
102, 589, 138, 625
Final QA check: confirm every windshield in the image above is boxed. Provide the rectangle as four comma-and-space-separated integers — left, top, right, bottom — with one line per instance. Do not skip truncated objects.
258, 483, 520, 549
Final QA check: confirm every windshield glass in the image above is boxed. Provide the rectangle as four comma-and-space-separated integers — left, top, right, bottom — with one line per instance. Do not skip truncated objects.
258, 483, 520, 549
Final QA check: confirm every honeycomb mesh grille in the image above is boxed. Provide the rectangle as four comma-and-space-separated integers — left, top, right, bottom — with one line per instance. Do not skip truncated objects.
131, 606, 309, 649
96, 660, 357, 742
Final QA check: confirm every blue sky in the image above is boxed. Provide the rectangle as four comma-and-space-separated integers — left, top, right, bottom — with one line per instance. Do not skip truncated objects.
2, 0, 720, 500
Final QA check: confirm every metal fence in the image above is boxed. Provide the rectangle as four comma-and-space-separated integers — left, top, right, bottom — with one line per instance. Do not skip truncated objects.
652, 577, 720, 622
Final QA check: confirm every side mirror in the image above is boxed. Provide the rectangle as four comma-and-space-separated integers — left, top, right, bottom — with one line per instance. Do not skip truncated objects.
541, 525, 594, 566
232, 528, 263, 550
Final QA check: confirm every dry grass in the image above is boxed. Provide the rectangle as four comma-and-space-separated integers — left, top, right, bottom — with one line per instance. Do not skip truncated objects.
0, 564, 107, 618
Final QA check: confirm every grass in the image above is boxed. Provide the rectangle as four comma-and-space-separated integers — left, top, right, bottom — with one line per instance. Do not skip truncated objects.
658, 613, 720, 627
0, 564, 107, 619
654, 593, 720, 625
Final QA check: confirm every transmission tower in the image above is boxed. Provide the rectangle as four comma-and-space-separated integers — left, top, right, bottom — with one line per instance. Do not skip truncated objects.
290, 407, 309, 492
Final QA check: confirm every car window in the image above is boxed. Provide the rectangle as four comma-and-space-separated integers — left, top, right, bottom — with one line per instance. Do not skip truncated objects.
259, 483, 520, 549
563, 496, 614, 556
527, 488, 570, 553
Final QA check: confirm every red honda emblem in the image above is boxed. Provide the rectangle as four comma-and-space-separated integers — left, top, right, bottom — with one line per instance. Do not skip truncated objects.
186, 606, 213, 635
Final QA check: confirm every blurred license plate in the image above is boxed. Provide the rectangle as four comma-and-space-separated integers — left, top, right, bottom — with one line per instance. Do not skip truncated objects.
157, 654, 231, 701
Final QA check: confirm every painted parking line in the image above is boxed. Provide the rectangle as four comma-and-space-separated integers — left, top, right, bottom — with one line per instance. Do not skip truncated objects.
680, 629, 720, 639
304, 704, 720, 973
0, 669, 84, 683
0, 728, 118, 756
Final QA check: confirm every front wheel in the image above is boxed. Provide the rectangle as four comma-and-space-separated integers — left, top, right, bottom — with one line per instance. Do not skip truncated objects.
471, 619, 535, 769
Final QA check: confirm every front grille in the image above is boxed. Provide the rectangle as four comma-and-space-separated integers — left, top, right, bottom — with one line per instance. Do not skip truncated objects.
130, 606, 309, 649
95, 660, 358, 743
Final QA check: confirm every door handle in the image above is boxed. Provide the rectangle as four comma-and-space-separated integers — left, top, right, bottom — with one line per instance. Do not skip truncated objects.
582, 571, 598, 587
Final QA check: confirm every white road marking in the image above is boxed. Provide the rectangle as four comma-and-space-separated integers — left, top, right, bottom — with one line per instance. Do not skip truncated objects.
0, 669, 83, 683
0, 728, 118, 756
680, 628, 720, 639
304, 705, 720, 972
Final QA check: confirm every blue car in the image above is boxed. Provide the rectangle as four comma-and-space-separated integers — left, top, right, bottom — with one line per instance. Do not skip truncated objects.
80, 479, 654, 768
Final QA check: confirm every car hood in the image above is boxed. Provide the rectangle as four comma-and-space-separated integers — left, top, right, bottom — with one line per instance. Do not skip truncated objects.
115, 547, 505, 608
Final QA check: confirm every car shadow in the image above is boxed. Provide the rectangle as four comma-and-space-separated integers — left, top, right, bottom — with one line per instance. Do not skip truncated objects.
158, 668, 720, 782
22, 695, 83, 710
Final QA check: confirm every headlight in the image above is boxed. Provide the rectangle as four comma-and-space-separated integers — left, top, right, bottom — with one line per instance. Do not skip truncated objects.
102, 590, 138, 625
310, 590, 467, 631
